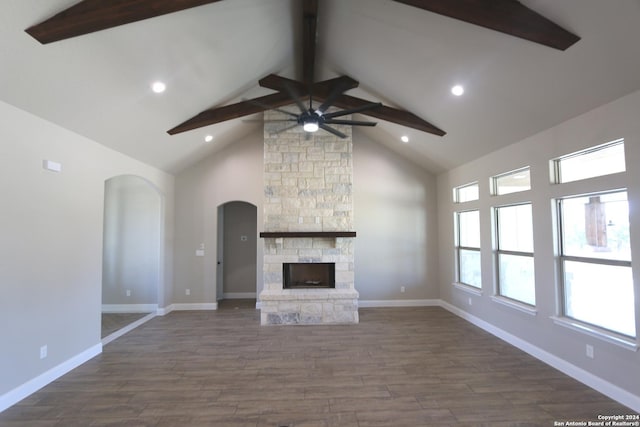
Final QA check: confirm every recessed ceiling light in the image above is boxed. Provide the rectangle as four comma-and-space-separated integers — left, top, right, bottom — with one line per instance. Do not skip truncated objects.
151, 81, 166, 93
451, 85, 464, 96
401, 135, 409, 143
204, 135, 213, 143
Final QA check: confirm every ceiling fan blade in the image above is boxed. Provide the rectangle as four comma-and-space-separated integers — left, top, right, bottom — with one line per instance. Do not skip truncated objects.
324, 119, 377, 127
316, 76, 360, 113
282, 82, 307, 114
332, 94, 445, 136
302, 0, 319, 86
25, 0, 224, 44
258, 75, 309, 113
323, 102, 382, 119
319, 124, 347, 139
167, 92, 293, 135
392, 0, 579, 50
269, 123, 300, 135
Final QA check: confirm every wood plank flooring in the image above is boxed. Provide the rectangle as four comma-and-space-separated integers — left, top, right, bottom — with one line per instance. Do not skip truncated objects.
1, 302, 636, 426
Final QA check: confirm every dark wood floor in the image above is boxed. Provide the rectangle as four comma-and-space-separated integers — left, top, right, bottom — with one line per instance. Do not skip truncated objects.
1, 302, 635, 426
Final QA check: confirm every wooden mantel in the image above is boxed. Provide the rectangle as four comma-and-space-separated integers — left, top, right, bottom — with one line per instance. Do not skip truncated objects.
259, 231, 356, 238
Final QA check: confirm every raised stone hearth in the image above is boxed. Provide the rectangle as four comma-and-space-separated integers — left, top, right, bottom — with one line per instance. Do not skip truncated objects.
259, 109, 358, 325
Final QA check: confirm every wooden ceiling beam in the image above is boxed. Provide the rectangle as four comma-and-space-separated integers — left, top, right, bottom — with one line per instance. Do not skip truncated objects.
26, 0, 224, 44
258, 74, 359, 101
302, 0, 319, 86
392, 0, 580, 50
167, 91, 297, 135
332, 94, 446, 136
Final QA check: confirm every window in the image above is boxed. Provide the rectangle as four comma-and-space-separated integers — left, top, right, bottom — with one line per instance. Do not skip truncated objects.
552, 139, 625, 184
454, 182, 479, 203
492, 167, 531, 195
495, 203, 535, 305
557, 190, 635, 337
455, 210, 481, 288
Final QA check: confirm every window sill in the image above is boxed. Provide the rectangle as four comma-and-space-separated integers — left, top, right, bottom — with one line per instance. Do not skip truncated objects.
551, 316, 639, 352
453, 282, 482, 296
490, 295, 537, 316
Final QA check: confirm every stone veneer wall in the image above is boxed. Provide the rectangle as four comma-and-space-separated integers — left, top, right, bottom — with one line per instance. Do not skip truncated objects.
259, 109, 358, 325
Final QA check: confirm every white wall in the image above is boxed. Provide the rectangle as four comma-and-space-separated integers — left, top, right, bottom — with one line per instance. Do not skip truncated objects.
0, 100, 174, 399
173, 128, 440, 305
173, 133, 265, 304
350, 130, 439, 301
102, 175, 162, 308
437, 89, 640, 401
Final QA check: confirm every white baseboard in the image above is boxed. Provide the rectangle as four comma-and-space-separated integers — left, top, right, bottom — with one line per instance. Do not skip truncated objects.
222, 292, 257, 299
170, 303, 218, 311
359, 299, 440, 308
439, 300, 640, 413
0, 343, 102, 413
156, 303, 217, 315
156, 305, 172, 316
101, 304, 158, 313
101, 312, 156, 346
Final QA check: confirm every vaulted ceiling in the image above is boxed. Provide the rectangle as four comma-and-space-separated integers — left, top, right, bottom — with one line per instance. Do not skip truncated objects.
2, 0, 640, 174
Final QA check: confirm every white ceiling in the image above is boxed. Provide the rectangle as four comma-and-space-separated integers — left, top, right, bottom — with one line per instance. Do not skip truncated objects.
2, 0, 640, 174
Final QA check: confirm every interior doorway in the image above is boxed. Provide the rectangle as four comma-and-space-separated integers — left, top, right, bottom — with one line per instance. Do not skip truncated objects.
101, 175, 162, 340
217, 201, 257, 302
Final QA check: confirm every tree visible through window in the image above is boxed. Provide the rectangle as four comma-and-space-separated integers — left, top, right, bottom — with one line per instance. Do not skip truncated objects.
558, 191, 635, 337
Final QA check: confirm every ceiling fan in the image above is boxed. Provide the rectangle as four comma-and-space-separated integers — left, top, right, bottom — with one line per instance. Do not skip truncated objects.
257, 76, 382, 139
25, 0, 580, 139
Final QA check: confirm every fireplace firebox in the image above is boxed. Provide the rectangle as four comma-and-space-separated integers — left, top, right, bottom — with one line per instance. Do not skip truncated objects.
283, 263, 335, 289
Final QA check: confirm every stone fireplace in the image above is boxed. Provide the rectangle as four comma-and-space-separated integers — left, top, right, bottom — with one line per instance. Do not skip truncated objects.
259, 109, 359, 325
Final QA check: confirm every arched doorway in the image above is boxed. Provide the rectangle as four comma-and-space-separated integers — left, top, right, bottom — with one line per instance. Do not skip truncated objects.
217, 201, 257, 306
101, 175, 162, 340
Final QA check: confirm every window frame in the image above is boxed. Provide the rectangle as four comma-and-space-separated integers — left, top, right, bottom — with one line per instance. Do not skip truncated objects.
454, 209, 482, 289
453, 181, 479, 203
493, 202, 536, 307
551, 139, 625, 184
491, 167, 531, 196
555, 189, 635, 339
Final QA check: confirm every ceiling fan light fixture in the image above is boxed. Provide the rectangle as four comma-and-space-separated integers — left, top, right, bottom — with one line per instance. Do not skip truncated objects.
303, 121, 319, 132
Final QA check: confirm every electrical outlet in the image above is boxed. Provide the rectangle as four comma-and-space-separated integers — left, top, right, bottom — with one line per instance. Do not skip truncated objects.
40, 345, 47, 359
400, 286, 405, 293
126, 289, 131, 297
586, 344, 594, 359
185, 289, 191, 296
